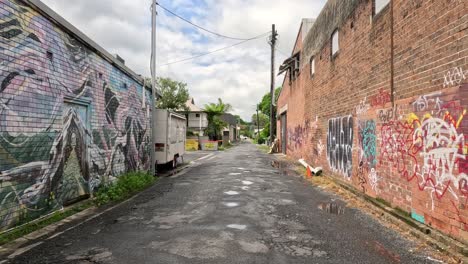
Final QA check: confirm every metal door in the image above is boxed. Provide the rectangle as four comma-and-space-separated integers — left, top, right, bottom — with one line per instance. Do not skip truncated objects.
281, 113, 287, 154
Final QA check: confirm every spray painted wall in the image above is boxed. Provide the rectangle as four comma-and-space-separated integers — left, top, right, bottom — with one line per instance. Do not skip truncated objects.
277, 0, 468, 241
0, 0, 151, 229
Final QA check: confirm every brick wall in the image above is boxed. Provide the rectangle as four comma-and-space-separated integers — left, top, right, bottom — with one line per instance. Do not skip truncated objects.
0, 0, 151, 229
277, 0, 468, 241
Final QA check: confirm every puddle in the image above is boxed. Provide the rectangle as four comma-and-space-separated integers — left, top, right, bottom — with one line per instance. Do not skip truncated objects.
224, 191, 240, 195
242, 181, 253, 185
229, 173, 242, 176
227, 224, 247, 230
241, 186, 250, 190
318, 202, 345, 215
237, 167, 246, 170
224, 202, 239, 207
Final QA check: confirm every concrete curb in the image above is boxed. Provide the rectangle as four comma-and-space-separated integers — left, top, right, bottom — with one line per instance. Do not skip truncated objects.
272, 155, 467, 262
0, 204, 99, 258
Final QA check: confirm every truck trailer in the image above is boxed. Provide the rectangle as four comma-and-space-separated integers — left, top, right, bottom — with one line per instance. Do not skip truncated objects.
153, 109, 186, 169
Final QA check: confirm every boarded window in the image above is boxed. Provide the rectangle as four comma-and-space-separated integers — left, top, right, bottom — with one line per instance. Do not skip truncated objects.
332, 30, 339, 57
375, 0, 390, 15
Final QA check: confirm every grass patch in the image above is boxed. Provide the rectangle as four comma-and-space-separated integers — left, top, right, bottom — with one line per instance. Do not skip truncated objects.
94, 172, 156, 206
0, 201, 93, 246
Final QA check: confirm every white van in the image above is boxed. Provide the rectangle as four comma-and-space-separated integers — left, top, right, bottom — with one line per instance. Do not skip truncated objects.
153, 109, 186, 168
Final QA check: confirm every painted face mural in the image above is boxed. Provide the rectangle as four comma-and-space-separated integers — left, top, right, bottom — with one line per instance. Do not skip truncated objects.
0, 0, 151, 229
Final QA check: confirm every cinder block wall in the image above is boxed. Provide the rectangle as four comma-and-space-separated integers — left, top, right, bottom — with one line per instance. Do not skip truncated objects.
0, 0, 151, 229
277, 0, 468, 241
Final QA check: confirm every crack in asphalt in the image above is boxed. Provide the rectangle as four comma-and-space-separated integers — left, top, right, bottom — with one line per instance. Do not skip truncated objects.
7, 143, 442, 264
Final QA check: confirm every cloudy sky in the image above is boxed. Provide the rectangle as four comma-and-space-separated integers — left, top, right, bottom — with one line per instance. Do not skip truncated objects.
41, 0, 326, 120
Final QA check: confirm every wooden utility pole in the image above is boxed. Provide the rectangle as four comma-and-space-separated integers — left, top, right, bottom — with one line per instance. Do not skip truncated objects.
150, 0, 157, 176
269, 24, 278, 145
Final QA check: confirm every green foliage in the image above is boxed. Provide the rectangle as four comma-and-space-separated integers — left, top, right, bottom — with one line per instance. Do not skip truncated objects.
204, 98, 232, 140
95, 172, 156, 206
257, 137, 266, 144
261, 125, 270, 138
155, 77, 190, 111
258, 87, 281, 117
251, 112, 269, 128
234, 115, 248, 125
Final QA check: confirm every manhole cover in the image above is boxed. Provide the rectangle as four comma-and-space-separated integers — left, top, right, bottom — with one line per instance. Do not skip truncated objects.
318, 202, 345, 215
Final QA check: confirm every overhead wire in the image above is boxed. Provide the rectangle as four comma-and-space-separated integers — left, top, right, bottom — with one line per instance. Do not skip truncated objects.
157, 31, 270, 67
156, 2, 264, 41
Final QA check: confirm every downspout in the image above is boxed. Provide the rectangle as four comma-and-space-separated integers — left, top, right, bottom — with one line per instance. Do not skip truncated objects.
390, 0, 395, 107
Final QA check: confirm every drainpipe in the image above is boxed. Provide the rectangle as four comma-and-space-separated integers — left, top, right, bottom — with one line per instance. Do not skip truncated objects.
390, 0, 395, 107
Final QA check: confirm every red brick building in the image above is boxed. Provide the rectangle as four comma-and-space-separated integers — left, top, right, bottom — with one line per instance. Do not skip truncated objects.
277, 0, 468, 242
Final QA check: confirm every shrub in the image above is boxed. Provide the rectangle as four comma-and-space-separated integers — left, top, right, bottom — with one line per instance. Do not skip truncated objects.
95, 172, 156, 206
257, 137, 266, 144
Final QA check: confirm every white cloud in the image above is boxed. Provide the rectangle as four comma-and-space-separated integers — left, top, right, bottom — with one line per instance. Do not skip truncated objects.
41, 0, 326, 120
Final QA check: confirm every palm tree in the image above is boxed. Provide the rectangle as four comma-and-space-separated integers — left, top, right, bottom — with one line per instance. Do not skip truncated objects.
204, 98, 232, 140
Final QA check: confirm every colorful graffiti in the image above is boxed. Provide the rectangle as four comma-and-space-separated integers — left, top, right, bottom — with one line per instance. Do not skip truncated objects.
0, 0, 151, 229
356, 120, 378, 193
380, 88, 467, 211
327, 115, 353, 178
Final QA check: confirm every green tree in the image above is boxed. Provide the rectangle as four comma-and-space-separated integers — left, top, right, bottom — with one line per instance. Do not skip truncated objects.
154, 77, 190, 111
251, 113, 269, 128
204, 98, 232, 140
258, 87, 281, 117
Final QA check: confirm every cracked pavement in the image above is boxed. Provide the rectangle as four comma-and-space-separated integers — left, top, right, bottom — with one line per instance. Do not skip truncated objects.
7, 142, 441, 263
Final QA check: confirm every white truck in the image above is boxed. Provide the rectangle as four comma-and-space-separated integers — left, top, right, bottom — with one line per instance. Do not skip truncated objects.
153, 109, 186, 169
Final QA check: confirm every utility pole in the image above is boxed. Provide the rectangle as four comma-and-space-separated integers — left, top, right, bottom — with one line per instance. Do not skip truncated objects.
269, 24, 278, 145
256, 104, 260, 141
150, 0, 157, 176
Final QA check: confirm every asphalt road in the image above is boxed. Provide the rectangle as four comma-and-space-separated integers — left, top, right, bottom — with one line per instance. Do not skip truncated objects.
9, 142, 439, 263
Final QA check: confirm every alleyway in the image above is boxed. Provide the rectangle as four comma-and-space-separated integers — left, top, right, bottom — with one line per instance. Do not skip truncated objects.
10, 143, 439, 263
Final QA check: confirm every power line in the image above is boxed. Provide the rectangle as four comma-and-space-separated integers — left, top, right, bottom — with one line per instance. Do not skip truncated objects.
156, 2, 265, 41
158, 32, 270, 67
275, 47, 290, 57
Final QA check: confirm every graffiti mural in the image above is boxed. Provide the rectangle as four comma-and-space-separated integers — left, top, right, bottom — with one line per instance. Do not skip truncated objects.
356, 120, 378, 193
327, 115, 353, 178
0, 0, 151, 229
379, 87, 467, 211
